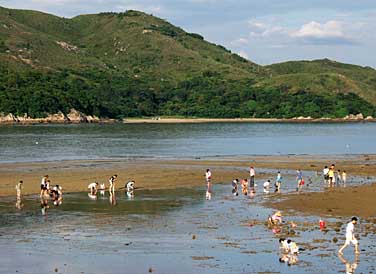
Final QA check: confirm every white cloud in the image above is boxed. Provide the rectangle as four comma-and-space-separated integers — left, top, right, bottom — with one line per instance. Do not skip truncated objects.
30, 0, 80, 5
248, 20, 284, 38
231, 37, 249, 46
290, 20, 355, 44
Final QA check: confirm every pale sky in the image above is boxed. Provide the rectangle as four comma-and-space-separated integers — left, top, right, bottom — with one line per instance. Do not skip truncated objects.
1, 0, 375, 67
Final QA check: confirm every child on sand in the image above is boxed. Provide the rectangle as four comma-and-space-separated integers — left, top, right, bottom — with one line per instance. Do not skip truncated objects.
109, 174, 117, 193
279, 238, 290, 253
232, 179, 239, 196
40, 175, 48, 196
342, 171, 347, 185
126, 181, 135, 198
268, 211, 283, 225
328, 164, 335, 186
323, 166, 329, 184
15, 180, 23, 197
296, 170, 303, 191
275, 171, 282, 192
287, 239, 299, 255
241, 179, 248, 195
88, 182, 99, 195
263, 180, 270, 193
205, 169, 212, 200
338, 217, 360, 255
249, 166, 255, 190
205, 169, 212, 183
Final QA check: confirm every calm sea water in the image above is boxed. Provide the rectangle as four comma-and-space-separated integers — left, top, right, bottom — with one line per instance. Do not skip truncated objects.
0, 122, 375, 163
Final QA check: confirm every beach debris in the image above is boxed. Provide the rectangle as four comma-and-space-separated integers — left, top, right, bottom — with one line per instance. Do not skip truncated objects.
148, 267, 154, 273
192, 234, 196, 240
332, 237, 338, 243
319, 219, 326, 229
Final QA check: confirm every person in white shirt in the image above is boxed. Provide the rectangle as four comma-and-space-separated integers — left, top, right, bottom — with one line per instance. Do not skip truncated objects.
40, 175, 48, 196
323, 166, 329, 184
205, 169, 212, 200
88, 182, 99, 195
249, 166, 255, 189
279, 238, 289, 253
205, 169, 212, 183
263, 180, 270, 193
338, 217, 359, 255
99, 183, 106, 196
126, 181, 135, 198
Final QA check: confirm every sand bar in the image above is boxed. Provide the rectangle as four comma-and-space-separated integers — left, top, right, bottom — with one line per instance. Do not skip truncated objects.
1, 154, 376, 218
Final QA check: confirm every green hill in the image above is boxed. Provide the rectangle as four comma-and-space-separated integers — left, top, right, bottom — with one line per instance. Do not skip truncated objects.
0, 6, 375, 119
264, 59, 376, 104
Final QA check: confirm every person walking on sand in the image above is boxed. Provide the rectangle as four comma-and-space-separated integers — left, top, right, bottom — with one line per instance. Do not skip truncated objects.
232, 179, 239, 196
205, 169, 212, 200
40, 175, 48, 196
249, 166, 255, 190
328, 164, 335, 186
263, 180, 270, 193
241, 178, 248, 195
323, 166, 329, 184
342, 170, 347, 186
205, 169, 212, 183
16, 180, 23, 197
338, 217, 360, 255
275, 171, 282, 192
296, 170, 304, 191
109, 174, 117, 193
15, 180, 24, 209
336, 170, 342, 185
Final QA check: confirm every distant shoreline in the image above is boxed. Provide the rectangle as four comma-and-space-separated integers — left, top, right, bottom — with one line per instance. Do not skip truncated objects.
1, 116, 376, 125
122, 117, 376, 124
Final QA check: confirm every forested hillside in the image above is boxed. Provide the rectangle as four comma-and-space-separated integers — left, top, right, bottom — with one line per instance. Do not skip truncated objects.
1, 6, 375, 119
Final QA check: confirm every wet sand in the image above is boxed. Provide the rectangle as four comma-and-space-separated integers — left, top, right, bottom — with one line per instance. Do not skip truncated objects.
266, 183, 376, 218
1, 154, 375, 218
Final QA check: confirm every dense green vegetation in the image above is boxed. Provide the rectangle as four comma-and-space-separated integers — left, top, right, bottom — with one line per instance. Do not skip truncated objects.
0, 6, 376, 119
1, 65, 375, 119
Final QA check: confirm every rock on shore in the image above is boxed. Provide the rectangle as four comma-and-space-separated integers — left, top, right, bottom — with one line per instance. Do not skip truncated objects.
0, 109, 102, 124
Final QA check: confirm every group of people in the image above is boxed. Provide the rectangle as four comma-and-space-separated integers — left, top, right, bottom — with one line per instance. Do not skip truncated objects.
279, 238, 300, 265
230, 169, 286, 197
206, 166, 359, 268
323, 164, 347, 186
87, 174, 136, 201
40, 175, 63, 207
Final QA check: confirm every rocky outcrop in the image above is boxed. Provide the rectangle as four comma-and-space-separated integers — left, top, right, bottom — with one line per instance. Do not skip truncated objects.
0, 113, 18, 123
45, 111, 67, 123
86, 115, 100, 123
0, 109, 106, 124
67, 109, 88, 123
343, 113, 364, 120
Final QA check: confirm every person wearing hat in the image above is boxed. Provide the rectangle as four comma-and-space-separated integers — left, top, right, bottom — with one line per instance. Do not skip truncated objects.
268, 211, 283, 225
338, 217, 360, 255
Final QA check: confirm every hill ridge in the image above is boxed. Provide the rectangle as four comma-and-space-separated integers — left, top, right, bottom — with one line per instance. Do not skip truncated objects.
0, 6, 375, 119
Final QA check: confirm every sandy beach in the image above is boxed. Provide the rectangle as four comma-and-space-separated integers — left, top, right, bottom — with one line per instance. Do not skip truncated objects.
1, 154, 375, 218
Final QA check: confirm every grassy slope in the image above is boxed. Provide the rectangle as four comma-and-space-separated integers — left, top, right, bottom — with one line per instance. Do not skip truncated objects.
0, 7, 262, 84
264, 59, 376, 104
0, 6, 376, 108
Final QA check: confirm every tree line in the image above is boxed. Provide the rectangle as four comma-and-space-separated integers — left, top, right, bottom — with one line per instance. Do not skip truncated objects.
0, 66, 375, 119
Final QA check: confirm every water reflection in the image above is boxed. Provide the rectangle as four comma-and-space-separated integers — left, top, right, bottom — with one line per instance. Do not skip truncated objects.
109, 191, 116, 206
40, 197, 49, 215
338, 253, 359, 274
